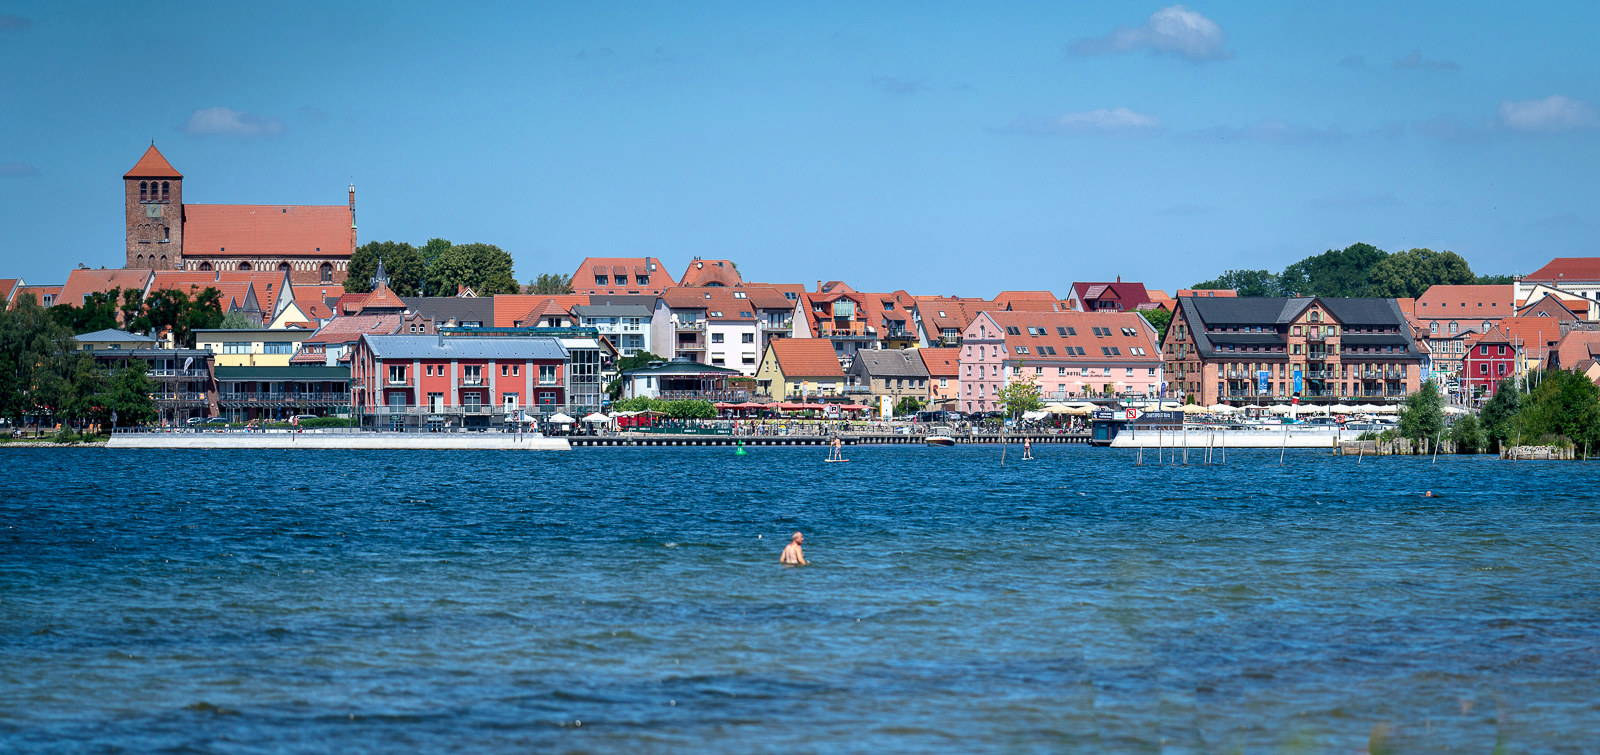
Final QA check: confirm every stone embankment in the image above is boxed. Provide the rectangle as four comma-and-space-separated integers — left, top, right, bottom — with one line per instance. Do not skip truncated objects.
0, 441, 107, 448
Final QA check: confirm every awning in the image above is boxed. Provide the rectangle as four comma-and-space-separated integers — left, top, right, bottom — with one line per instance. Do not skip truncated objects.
547, 413, 576, 423
582, 412, 611, 423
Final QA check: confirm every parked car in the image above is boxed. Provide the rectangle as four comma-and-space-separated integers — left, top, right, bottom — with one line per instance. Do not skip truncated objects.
1304, 416, 1337, 426
203, 417, 229, 425
185, 416, 205, 426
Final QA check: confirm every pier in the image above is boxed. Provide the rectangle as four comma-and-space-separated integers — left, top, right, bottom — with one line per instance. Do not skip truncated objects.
569, 432, 1091, 447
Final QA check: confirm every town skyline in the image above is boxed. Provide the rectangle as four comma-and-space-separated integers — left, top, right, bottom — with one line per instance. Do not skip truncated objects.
1, 2, 1595, 291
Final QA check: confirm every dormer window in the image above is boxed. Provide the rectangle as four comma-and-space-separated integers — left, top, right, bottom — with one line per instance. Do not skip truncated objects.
596, 275, 608, 286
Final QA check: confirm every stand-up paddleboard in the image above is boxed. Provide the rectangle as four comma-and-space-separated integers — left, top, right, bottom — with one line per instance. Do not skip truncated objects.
825, 458, 851, 463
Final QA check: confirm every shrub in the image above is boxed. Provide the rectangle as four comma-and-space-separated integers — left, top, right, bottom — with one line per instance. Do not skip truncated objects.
1449, 415, 1484, 454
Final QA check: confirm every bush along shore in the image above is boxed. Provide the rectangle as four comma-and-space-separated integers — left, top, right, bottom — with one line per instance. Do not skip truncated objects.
1338, 371, 1600, 460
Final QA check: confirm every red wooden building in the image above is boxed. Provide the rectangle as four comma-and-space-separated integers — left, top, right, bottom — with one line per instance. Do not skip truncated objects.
1463, 325, 1517, 401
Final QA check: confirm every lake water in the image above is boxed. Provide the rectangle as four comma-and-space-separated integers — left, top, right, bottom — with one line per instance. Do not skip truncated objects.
4, 446, 1599, 752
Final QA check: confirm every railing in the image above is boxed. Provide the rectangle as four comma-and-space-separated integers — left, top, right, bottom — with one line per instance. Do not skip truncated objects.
220, 392, 352, 404
1307, 331, 1324, 341
841, 385, 871, 395
675, 320, 706, 331
760, 320, 792, 330
675, 342, 706, 351
151, 369, 210, 378
461, 378, 484, 386
658, 389, 752, 402
152, 392, 210, 402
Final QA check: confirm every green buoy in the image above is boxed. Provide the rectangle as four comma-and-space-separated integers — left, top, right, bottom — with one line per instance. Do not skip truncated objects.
736, 440, 747, 456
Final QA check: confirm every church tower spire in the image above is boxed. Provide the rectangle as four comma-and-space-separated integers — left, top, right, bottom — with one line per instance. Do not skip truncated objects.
124, 144, 184, 271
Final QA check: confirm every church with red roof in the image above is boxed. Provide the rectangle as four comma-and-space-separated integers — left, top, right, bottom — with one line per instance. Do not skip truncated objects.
122, 144, 356, 286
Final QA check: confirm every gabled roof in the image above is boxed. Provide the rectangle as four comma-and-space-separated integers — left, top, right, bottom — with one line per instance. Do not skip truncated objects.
517, 297, 576, 326
1069, 282, 1153, 311
914, 296, 985, 332
492, 294, 589, 327
918, 347, 961, 377
150, 270, 291, 315
993, 290, 1060, 309
1415, 285, 1513, 320
850, 349, 929, 378
400, 296, 495, 325
1175, 289, 1238, 298
1551, 330, 1600, 370
1524, 257, 1600, 284
305, 314, 404, 344
0, 279, 19, 304
59, 268, 154, 308
9, 285, 61, 309
335, 291, 369, 315
678, 259, 744, 287
662, 285, 792, 315
357, 282, 407, 313
124, 145, 182, 178
571, 303, 654, 318
183, 204, 351, 258
290, 293, 335, 321
1517, 295, 1580, 321
765, 338, 846, 378
570, 257, 677, 293
1499, 316, 1565, 361
1175, 296, 1420, 360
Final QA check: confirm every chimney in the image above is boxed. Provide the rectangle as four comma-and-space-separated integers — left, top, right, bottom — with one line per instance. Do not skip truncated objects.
1116, 275, 1121, 283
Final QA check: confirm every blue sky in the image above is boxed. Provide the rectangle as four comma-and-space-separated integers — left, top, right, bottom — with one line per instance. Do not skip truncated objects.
0, 1, 1594, 294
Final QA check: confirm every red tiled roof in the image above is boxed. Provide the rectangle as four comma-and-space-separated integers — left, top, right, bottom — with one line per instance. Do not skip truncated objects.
1551, 330, 1600, 370
1517, 296, 1580, 320
0, 279, 18, 303
570, 257, 677, 294
58, 268, 153, 308
493, 294, 589, 327
291, 293, 334, 320
918, 347, 961, 377
358, 282, 407, 312
124, 145, 182, 178
1499, 316, 1565, 361
1069, 282, 1153, 311
9, 285, 61, 309
518, 298, 573, 325
1524, 257, 1600, 284
747, 282, 807, 299
914, 296, 985, 333
215, 271, 291, 313
1415, 285, 1513, 319
766, 338, 846, 378
335, 292, 369, 315
1175, 289, 1237, 298
970, 310, 1162, 362
183, 204, 352, 258
678, 259, 744, 287
305, 314, 404, 344
662, 286, 792, 317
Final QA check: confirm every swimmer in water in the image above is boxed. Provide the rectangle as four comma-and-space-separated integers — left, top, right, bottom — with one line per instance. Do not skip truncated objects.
1424, 490, 1435, 498
780, 531, 807, 565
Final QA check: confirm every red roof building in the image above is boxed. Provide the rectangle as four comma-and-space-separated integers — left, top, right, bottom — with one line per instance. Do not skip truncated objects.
0, 279, 19, 307
122, 144, 355, 286
919, 347, 962, 407
756, 337, 847, 400
961, 310, 1164, 412
1068, 281, 1154, 313
9, 285, 62, 309
1463, 325, 1517, 401
570, 257, 676, 296
58, 268, 154, 312
678, 259, 744, 287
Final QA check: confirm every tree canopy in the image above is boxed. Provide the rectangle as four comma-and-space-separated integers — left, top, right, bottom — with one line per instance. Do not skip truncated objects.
1192, 243, 1510, 299
348, 241, 426, 296
1140, 308, 1173, 336
529, 272, 574, 295
427, 242, 520, 296
1398, 381, 1445, 452
996, 369, 1044, 418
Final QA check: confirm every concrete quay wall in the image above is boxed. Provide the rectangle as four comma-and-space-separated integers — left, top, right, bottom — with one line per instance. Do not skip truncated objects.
1111, 430, 1353, 449
106, 433, 571, 451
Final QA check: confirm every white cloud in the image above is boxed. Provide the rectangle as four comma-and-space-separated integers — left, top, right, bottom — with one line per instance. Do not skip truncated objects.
1071, 5, 1233, 61
1011, 107, 1162, 136
1496, 95, 1600, 133
176, 107, 287, 138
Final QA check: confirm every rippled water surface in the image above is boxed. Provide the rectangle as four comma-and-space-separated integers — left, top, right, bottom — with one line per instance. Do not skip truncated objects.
4, 446, 1600, 752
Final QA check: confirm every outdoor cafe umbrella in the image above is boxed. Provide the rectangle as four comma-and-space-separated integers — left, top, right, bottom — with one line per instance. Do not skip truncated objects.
547, 412, 576, 424
1370, 404, 1400, 414
1443, 405, 1469, 415
582, 412, 611, 423
1042, 403, 1077, 414
1181, 404, 1210, 414
1300, 404, 1331, 414
1206, 403, 1237, 413
1353, 404, 1383, 414
1328, 403, 1354, 414
1266, 404, 1295, 415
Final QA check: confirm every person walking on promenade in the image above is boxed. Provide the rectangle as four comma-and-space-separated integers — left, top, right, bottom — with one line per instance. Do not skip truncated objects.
780, 532, 807, 565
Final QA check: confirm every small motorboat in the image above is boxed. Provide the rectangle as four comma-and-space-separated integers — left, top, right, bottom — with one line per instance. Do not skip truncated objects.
924, 434, 957, 447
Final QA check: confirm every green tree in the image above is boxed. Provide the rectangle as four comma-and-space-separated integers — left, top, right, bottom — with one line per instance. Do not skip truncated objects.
346, 241, 425, 295
217, 311, 259, 329
130, 287, 224, 348
102, 361, 157, 427
529, 272, 575, 295
1479, 379, 1523, 451
1449, 414, 1484, 454
419, 237, 454, 272
1279, 242, 1387, 297
1367, 248, 1476, 299
427, 242, 519, 296
1398, 381, 1446, 453
1140, 307, 1173, 336
894, 396, 925, 416
1191, 269, 1282, 297
48, 288, 121, 333
1519, 369, 1600, 451
1474, 273, 1515, 286
996, 368, 1044, 419
0, 293, 78, 425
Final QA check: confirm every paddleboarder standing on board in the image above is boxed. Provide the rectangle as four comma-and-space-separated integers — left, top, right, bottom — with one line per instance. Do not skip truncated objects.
780, 531, 807, 565
828, 436, 844, 462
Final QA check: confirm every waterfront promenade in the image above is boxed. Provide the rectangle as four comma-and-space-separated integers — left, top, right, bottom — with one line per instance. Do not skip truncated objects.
106, 430, 570, 451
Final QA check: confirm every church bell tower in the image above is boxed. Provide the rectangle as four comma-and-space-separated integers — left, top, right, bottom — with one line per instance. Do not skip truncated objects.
124, 144, 184, 270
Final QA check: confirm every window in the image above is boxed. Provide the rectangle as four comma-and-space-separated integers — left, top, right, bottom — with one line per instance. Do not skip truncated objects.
139, 181, 148, 202
161, 182, 170, 201
637, 275, 649, 285
596, 275, 608, 286
742, 333, 754, 343
388, 365, 407, 384
1497, 345, 1506, 355
1429, 321, 1438, 334
222, 342, 251, 354
512, 365, 519, 377
320, 263, 333, 283
502, 365, 510, 377
1016, 346, 1029, 354
709, 311, 723, 318
463, 365, 482, 385
1058, 367, 1066, 375
427, 365, 434, 376
939, 378, 948, 387
712, 333, 724, 343
539, 365, 558, 385
262, 342, 291, 355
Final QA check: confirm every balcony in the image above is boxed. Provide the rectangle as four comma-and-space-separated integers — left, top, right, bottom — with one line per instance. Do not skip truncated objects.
760, 320, 792, 330
1306, 330, 1324, 341
461, 378, 485, 386
221, 391, 351, 404
151, 369, 209, 379
675, 320, 706, 332
659, 389, 752, 402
